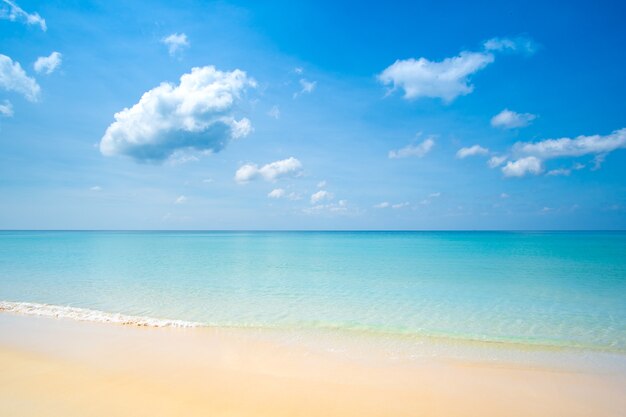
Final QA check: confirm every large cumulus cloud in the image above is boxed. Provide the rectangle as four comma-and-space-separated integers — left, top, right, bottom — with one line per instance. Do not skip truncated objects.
99, 66, 255, 162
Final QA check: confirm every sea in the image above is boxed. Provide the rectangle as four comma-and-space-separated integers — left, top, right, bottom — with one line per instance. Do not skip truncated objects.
1, 231, 625, 359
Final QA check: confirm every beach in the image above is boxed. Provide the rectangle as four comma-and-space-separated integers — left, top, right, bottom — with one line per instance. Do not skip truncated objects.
1, 231, 625, 416
1, 312, 625, 417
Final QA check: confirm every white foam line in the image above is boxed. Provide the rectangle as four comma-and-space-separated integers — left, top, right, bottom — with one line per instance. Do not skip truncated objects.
0, 301, 203, 328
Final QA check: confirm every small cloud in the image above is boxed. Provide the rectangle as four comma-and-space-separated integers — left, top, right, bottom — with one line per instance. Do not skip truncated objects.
0, 100, 13, 117
546, 168, 571, 176
294, 67, 303, 74
268, 188, 286, 199
34, 52, 62, 74
235, 157, 303, 183
378, 51, 494, 103
502, 156, 543, 177
483, 37, 537, 55
161, 33, 189, 56
310, 190, 332, 204
500, 193, 510, 199
429, 192, 441, 198
90, 185, 102, 191
267, 105, 280, 119
174, 195, 187, 204
0, 0, 46, 31
389, 137, 435, 159
491, 109, 537, 129
293, 79, 316, 98
0, 54, 41, 102
374, 202, 390, 209
317, 180, 326, 188
202, 178, 214, 184
488, 155, 508, 168
456, 144, 489, 159
392, 202, 410, 209
303, 199, 350, 215
591, 154, 606, 171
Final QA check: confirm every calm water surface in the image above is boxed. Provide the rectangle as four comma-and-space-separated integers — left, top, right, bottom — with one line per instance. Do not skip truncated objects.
0, 231, 625, 352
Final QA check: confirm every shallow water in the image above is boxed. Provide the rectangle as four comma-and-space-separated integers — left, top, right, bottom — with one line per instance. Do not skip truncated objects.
0, 231, 625, 352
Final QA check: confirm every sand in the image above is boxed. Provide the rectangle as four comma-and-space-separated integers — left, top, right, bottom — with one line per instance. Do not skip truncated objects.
0, 313, 624, 417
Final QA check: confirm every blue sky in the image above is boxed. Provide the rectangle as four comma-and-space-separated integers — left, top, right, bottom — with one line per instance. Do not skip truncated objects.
1, 0, 625, 230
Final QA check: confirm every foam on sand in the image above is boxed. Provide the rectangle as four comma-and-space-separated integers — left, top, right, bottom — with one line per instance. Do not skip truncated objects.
0, 301, 202, 328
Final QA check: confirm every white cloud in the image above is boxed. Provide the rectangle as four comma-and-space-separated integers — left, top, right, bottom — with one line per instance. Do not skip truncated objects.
294, 79, 316, 98
317, 180, 326, 188
501, 156, 543, 177
90, 186, 102, 191
483, 37, 537, 54
491, 109, 536, 129
514, 128, 626, 159
235, 157, 302, 183
162, 33, 189, 56
0, 0, 46, 31
0, 100, 13, 117
374, 202, 390, 209
202, 178, 213, 184
267, 188, 286, 199
488, 155, 508, 168
392, 202, 410, 209
489, 128, 626, 177
175, 195, 187, 204
304, 199, 349, 214
379, 37, 536, 103
0, 54, 40, 101
34, 52, 62, 74
310, 190, 332, 204
389, 137, 434, 159
378, 51, 494, 103
500, 193, 509, 199
267, 105, 280, 119
294, 67, 303, 74
546, 168, 571, 176
100, 66, 255, 162
456, 144, 489, 159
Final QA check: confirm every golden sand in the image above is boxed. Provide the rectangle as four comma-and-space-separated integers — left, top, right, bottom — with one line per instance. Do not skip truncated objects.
0, 314, 624, 417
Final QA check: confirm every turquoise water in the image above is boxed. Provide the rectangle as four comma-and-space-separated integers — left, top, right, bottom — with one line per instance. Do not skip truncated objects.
0, 231, 625, 352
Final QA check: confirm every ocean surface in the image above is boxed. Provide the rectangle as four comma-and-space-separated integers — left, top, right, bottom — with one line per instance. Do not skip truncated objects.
1, 231, 625, 353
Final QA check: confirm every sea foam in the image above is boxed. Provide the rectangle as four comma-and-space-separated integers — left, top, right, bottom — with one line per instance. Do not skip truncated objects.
0, 301, 203, 328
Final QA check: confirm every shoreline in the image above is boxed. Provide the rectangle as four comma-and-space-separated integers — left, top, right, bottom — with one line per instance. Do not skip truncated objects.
1, 312, 625, 416
2, 300, 624, 357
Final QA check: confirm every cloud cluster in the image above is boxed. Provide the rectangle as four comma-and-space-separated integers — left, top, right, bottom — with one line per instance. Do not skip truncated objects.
34, 52, 62, 74
494, 128, 626, 177
513, 128, 626, 159
378, 37, 535, 103
0, 0, 46, 31
235, 157, 302, 183
491, 109, 536, 129
0, 54, 40, 101
389, 137, 435, 159
100, 66, 255, 162
162, 33, 189, 56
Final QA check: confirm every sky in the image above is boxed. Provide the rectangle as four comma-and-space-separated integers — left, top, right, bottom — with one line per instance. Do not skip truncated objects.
0, 0, 625, 230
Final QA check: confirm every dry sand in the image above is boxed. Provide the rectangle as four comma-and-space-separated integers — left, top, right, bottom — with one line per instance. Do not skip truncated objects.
0, 313, 624, 417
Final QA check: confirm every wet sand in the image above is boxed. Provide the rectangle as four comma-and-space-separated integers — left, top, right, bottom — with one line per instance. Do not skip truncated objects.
0, 313, 624, 417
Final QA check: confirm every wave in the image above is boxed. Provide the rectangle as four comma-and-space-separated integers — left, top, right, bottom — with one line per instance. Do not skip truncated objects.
0, 301, 203, 328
